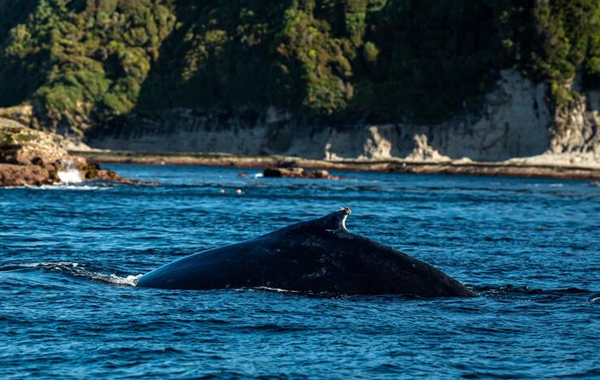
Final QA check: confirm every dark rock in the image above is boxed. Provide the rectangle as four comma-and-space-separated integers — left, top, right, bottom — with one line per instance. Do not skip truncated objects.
83, 164, 140, 184
263, 167, 340, 180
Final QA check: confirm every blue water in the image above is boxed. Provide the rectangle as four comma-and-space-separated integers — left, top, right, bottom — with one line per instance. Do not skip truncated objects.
1, 166, 599, 379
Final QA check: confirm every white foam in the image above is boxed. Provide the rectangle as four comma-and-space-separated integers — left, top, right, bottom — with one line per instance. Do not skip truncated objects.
5, 262, 141, 286
250, 286, 299, 294
14, 261, 77, 269
3, 184, 110, 190
39, 184, 110, 191
57, 168, 83, 184
91, 273, 142, 286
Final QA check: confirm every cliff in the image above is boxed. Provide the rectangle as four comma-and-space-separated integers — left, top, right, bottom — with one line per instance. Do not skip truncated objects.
87, 70, 600, 166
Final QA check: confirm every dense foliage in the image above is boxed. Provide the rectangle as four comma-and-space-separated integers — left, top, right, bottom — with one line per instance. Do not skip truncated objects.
1, 0, 600, 132
0, 0, 176, 133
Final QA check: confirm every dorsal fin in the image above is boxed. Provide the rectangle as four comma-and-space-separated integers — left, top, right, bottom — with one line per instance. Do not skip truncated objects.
313, 207, 351, 232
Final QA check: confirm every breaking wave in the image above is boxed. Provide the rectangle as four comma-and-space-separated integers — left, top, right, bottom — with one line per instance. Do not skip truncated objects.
57, 168, 83, 184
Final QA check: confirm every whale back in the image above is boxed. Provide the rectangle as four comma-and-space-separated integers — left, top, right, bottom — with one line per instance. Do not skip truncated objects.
137, 209, 475, 297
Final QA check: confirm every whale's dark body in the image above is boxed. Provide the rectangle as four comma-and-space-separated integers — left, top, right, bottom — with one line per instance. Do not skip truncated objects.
137, 208, 475, 297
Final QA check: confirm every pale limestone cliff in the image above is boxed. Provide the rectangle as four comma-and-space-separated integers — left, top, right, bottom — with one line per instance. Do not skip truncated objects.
86, 70, 570, 163
5, 69, 587, 167
546, 91, 600, 162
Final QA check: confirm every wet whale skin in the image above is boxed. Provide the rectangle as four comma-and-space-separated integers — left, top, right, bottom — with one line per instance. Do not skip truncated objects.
137, 210, 475, 297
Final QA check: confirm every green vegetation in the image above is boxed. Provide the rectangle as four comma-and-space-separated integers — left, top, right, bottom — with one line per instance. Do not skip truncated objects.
1, 0, 600, 132
0, 0, 176, 132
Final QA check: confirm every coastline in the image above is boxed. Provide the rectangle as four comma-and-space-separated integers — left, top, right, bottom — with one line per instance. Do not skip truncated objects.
73, 150, 600, 181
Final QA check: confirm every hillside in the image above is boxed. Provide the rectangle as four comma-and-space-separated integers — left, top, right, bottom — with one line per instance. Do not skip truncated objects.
1, 0, 600, 162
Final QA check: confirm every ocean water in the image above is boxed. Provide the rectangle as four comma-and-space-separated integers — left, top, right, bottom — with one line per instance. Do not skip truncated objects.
1, 165, 599, 379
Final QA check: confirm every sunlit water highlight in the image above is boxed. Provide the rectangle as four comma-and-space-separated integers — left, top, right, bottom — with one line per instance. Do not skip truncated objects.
1, 165, 599, 379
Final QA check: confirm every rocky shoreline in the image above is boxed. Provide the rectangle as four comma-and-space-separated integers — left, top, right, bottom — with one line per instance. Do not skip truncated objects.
2, 69, 600, 182
74, 150, 600, 181
0, 120, 136, 187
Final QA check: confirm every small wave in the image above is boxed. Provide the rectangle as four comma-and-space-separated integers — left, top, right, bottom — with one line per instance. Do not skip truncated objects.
0, 262, 141, 286
249, 286, 300, 294
235, 323, 308, 333
37, 184, 111, 191
484, 236, 517, 243
534, 183, 565, 188
246, 287, 351, 299
3, 184, 112, 190
473, 284, 597, 297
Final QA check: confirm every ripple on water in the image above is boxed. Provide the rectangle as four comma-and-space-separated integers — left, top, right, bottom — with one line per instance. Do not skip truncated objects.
0, 166, 599, 379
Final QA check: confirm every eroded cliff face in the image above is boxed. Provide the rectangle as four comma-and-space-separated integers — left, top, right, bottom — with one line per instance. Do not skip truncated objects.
85, 70, 598, 165
547, 92, 600, 161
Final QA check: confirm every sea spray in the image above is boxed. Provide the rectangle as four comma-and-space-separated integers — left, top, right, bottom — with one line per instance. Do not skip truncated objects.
57, 168, 83, 183
57, 160, 83, 184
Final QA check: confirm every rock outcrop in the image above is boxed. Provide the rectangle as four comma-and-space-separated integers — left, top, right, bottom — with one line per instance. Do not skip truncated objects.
0, 119, 134, 187
263, 167, 340, 180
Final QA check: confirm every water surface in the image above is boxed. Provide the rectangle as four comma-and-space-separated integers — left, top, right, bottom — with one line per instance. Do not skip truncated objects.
1, 166, 599, 379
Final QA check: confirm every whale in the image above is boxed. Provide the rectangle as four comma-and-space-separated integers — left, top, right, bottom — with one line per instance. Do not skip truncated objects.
137, 207, 476, 297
